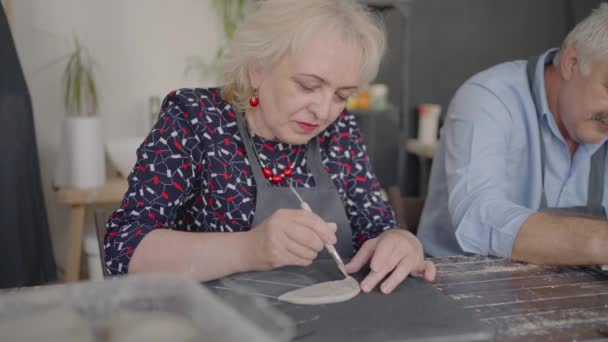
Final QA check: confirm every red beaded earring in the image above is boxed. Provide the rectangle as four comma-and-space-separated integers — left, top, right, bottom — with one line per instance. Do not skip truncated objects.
249, 91, 259, 107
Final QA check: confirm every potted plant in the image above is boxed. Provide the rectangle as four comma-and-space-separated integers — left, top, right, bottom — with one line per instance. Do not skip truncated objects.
63, 37, 99, 118
55, 37, 106, 189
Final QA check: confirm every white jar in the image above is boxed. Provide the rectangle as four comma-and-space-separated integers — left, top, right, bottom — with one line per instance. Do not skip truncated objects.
369, 83, 389, 110
417, 104, 441, 144
62, 116, 106, 189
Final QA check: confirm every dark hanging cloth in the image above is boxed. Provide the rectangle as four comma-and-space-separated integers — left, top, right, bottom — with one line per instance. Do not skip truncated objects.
0, 5, 57, 287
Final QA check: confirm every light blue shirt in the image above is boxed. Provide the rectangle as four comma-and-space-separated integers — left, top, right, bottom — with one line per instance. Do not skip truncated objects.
417, 48, 608, 258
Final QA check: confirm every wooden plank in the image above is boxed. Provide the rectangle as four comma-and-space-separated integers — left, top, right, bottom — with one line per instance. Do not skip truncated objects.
450, 280, 608, 308
434, 265, 569, 286
436, 258, 552, 274
432, 256, 608, 339
466, 292, 608, 318
495, 323, 608, 342
485, 306, 608, 341
431, 255, 497, 266
437, 270, 607, 295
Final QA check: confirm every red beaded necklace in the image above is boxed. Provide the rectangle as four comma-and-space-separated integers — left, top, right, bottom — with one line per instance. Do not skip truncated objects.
261, 161, 294, 184
244, 116, 295, 184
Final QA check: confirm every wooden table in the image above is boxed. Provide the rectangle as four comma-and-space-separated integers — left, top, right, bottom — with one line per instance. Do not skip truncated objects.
432, 255, 608, 341
55, 177, 127, 282
4, 253, 608, 340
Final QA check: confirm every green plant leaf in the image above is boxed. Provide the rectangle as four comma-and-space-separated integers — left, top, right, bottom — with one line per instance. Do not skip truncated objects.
73, 51, 83, 116
63, 52, 77, 114
62, 36, 100, 117
85, 65, 98, 116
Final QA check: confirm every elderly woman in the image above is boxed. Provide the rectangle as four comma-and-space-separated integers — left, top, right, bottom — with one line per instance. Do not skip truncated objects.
105, 0, 435, 294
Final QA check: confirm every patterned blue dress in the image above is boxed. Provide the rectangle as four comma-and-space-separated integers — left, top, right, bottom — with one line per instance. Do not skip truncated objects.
104, 88, 396, 275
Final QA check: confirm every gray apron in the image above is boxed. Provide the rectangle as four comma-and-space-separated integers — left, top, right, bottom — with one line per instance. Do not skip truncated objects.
527, 56, 607, 218
236, 112, 354, 258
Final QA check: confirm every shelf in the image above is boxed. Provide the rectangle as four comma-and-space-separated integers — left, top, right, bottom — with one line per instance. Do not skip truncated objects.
349, 106, 395, 116
406, 139, 437, 159
56, 177, 127, 205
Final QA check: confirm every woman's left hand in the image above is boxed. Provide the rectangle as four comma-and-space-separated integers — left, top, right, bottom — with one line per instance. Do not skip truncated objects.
345, 229, 436, 294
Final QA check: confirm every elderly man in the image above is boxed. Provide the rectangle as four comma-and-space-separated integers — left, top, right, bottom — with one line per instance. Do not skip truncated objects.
418, 4, 608, 265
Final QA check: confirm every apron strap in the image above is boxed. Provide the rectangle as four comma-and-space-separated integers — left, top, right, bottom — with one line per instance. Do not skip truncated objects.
305, 138, 335, 188
526, 56, 549, 208
589, 143, 606, 206
236, 111, 271, 190
526, 55, 606, 209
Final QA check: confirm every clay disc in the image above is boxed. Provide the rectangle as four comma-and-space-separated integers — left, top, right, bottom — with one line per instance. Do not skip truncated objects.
278, 276, 360, 305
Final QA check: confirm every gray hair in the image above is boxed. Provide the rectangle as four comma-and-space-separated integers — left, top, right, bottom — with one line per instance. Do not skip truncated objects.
554, 3, 608, 75
221, 0, 387, 112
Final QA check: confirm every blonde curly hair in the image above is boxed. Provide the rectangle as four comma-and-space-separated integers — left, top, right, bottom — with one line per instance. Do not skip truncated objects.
221, 0, 387, 112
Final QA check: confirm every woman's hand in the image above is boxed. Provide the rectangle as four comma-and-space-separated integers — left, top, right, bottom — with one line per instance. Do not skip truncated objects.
345, 229, 436, 294
249, 208, 337, 270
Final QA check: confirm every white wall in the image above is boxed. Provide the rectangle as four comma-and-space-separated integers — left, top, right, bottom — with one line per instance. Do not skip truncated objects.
9, 0, 222, 272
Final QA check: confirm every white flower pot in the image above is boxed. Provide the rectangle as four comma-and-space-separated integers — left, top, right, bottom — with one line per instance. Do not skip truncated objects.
55, 116, 106, 189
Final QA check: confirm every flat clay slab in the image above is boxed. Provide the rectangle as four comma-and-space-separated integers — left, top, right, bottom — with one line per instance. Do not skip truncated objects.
278, 276, 360, 305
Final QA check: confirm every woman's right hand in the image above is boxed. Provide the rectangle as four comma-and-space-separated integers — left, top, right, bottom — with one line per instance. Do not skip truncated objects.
249, 208, 337, 270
